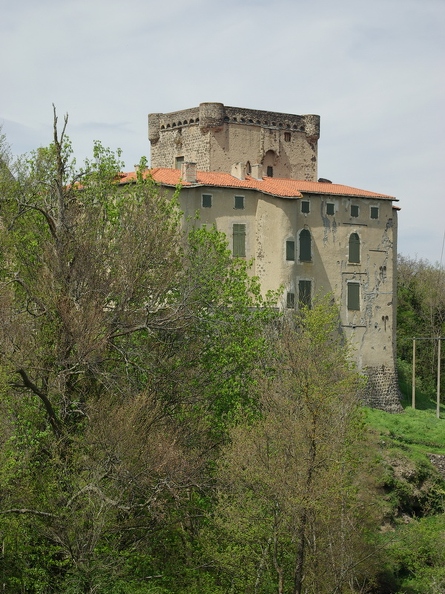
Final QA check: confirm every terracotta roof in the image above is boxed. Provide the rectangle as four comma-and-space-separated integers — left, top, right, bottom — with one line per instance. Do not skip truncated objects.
119, 168, 396, 201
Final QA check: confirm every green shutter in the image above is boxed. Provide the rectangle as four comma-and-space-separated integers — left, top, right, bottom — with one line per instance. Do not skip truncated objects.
233, 224, 246, 257
347, 283, 360, 310
351, 204, 359, 217
234, 195, 244, 209
371, 206, 379, 219
349, 233, 360, 263
299, 280, 311, 309
286, 240, 295, 261
299, 229, 311, 262
301, 201, 310, 214
326, 203, 335, 215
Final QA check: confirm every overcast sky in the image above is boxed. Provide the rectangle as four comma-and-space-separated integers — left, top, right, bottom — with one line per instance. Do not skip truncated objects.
1, 0, 444, 264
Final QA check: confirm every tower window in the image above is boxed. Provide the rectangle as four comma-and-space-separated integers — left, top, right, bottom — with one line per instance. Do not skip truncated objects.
299, 280, 312, 309
371, 206, 379, 219
287, 292, 295, 309
284, 132, 291, 142
347, 283, 360, 311
349, 233, 360, 263
234, 195, 245, 210
233, 224, 246, 257
299, 229, 312, 262
267, 166, 273, 177
286, 240, 295, 261
202, 194, 212, 208
175, 156, 184, 169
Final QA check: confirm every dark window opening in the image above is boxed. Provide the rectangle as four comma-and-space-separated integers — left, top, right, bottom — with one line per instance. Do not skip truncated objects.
349, 233, 360, 263
347, 283, 360, 311
351, 204, 359, 217
284, 132, 291, 142
286, 240, 295, 261
234, 195, 245, 210
233, 224, 246, 257
301, 201, 310, 214
299, 280, 312, 309
326, 203, 335, 215
299, 229, 311, 262
202, 194, 212, 208
267, 166, 273, 177
287, 292, 295, 309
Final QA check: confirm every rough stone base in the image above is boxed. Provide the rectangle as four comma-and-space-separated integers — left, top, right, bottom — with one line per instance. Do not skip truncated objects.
360, 365, 403, 413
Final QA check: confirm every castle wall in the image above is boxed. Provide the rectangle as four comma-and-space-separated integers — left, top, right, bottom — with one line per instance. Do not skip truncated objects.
149, 103, 320, 181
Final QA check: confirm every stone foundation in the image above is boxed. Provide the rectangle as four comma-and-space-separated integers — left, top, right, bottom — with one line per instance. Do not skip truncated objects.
360, 365, 403, 413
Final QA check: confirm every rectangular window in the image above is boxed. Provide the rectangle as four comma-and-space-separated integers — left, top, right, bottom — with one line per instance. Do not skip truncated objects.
370, 206, 379, 219
351, 204, 359, 217
267, 166, 273, 177
299, 280, 312, 309
347, 283, 360, 311
202, 194, 212, 208
234, 195, 245, 209
326, 203, 335, 215
284, 132, 291, 142
301, 201, 310, 214
175, 156, 184, 169
286, 292, 295, 309
286, 240, 295, 261
233, 224, 246, 257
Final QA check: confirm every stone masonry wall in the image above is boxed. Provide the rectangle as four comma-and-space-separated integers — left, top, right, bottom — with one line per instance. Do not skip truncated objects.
361, 365, 403, 413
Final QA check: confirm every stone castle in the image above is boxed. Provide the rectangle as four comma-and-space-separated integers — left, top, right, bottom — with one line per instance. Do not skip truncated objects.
141, 102, 401, 411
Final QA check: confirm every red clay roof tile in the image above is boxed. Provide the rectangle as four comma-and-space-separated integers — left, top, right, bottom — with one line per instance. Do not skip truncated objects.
119, 168, 396, 201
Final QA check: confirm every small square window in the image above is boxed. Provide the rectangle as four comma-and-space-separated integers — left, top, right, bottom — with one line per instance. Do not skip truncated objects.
301, 201, 310, 214
326, 203, 335, 215
351, 205, 359, 217
370, 206, 379, 219
286, 292, 295, 309
286, 240, 295, 261
234, 195, 245, 209
202, 194, 212, 208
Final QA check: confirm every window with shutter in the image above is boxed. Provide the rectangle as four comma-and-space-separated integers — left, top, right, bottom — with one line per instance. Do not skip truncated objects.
349, 233, 360, 263
347, 283, 360, 310
233, 224, 246, 257
299, 229, 311, 262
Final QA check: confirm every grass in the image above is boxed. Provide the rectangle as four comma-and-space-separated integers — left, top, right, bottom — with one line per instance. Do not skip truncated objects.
364, 377, 445, 458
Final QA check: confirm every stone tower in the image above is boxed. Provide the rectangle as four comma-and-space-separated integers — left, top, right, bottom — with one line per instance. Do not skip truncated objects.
148, 103, 320, 181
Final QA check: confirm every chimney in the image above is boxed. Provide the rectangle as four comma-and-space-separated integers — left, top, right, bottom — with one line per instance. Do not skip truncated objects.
181, 162, 197, 183
231, 162, 246, 180
251, 164, 263, 180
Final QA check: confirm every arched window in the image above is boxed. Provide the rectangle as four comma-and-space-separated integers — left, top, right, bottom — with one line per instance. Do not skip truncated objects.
299, 229, 311, 262
349, 233, 360, 263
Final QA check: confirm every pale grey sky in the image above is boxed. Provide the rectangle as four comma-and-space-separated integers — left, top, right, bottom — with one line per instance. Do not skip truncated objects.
1, 0, 444, 263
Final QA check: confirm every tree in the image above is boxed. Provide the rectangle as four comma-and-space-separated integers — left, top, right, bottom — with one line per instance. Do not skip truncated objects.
0, 111, 278, 592
205, 299, 381, 594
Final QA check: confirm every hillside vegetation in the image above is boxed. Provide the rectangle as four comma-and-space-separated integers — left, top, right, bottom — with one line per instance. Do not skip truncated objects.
0, 116, 444, 593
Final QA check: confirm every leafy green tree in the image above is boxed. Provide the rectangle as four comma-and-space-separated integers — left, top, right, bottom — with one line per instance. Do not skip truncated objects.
204, 299, 381, 594
0, 111, 278, 592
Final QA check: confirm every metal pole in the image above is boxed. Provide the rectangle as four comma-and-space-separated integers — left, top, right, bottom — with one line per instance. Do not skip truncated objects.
437, 337, 441, 419
412, 338, 416, 409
